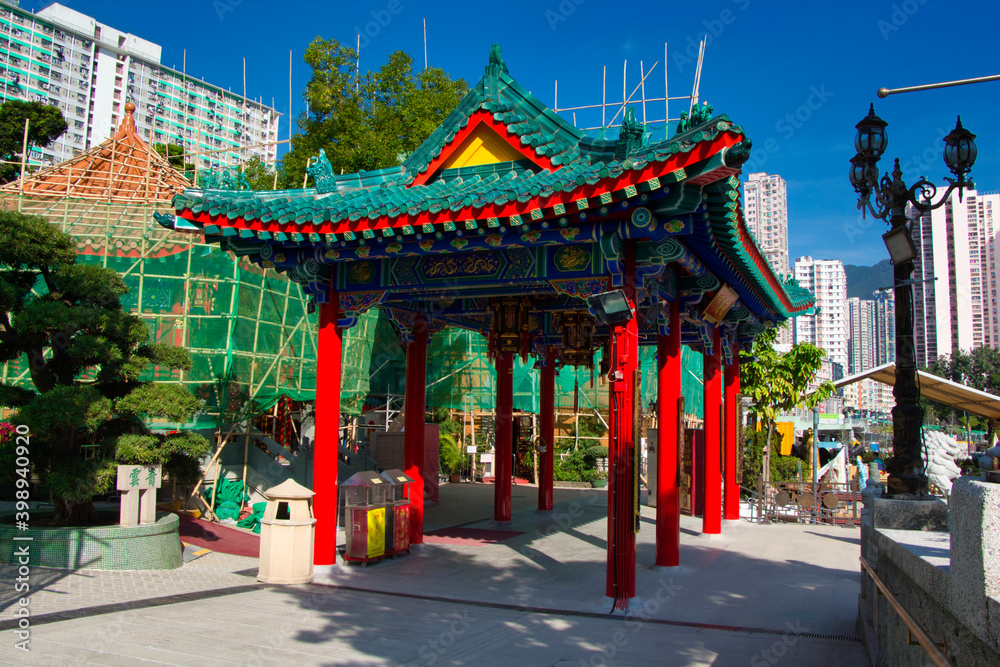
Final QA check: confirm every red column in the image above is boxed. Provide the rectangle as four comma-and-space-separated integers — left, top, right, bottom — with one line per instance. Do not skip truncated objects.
404, 316, 428, 545
607, 241, 638, 609
724, 358, 741, 521
495, 350, 514, 522
539, 347, 556, 511
313, 293, 342, 566
655, 299, 681, 566
702, 328, 722, 535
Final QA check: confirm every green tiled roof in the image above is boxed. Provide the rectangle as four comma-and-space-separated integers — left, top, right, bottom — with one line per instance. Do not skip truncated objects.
167, 45, 813, 324
175, 111, 743, 235
702, 176, 814, 319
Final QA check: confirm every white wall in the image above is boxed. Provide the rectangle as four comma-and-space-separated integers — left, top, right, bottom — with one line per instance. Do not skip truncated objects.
88, 48, 118, 145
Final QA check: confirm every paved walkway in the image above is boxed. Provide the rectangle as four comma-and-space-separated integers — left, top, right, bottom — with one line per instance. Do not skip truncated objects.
0, 485, 869, 666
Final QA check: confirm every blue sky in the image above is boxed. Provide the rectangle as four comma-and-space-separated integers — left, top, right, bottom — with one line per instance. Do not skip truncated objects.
29, 0, 1000, 267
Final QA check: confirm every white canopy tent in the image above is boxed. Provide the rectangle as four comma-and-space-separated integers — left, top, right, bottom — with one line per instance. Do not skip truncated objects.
834, 362, 1000, 421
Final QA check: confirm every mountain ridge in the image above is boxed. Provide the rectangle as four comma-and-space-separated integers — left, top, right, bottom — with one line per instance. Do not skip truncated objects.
843, 259, 893, 299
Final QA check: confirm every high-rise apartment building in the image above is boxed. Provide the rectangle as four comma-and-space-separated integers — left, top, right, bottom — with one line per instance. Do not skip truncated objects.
0, 2, 279, 169
847, 296, 876, 375
847, 291, 896, 374
874, 291, 896, 366
742, 172, 790, 278
910, 187, 1000, 367
793, 256, 848, 370
844, 378, 894, 417
743, 172, 791, 344
844, 291, 896, 415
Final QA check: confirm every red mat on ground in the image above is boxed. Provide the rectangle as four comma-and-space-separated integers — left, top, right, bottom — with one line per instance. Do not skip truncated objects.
176, 514, 259, 558
482, 477, 532, 485
423, 527, 525, 546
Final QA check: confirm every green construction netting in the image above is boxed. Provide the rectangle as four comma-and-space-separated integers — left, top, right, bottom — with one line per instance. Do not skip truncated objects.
365, 311, 705, 418
1, 195, 706, 425
0, 196, 334, 425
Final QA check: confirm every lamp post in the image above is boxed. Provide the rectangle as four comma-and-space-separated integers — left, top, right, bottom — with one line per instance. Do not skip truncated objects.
849, 104, 977, 496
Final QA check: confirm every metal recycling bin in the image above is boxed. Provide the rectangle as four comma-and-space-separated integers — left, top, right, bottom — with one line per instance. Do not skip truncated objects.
258, 479, 316, 584
341, 471, 389, 565
379, 469, 414, 557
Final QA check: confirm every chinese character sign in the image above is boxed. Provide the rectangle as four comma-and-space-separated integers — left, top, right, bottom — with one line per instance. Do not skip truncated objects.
116, 465, 162, 491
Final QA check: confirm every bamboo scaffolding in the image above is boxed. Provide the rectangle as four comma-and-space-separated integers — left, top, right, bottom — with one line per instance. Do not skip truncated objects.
552, 42, 706, 135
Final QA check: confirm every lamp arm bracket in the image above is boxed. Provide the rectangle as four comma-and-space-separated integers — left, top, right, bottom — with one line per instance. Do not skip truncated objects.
906, 178, 959, 213
869, 199, 891, 222
858, 192, 890, 222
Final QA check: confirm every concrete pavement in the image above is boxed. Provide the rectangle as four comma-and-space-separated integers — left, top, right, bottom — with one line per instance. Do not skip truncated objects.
0, 484, 868, 665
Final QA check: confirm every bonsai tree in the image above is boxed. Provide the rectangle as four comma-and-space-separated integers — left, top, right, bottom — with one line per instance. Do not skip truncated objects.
0, 211, 209, 525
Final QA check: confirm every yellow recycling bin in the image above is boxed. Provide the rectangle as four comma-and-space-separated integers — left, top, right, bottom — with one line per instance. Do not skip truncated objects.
341, 471, 389, 566
258, 479, 316, 585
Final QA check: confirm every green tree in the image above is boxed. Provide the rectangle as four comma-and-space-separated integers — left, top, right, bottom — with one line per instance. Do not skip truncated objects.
0, 100, 68, 183
740, 326, 835, 502
280, 38, 468, 188
240, 156, 279, 191
152, 143, 194, 173
924, 347, 1000, 433
0, 211, 209, 524
926, 347, 1000, 394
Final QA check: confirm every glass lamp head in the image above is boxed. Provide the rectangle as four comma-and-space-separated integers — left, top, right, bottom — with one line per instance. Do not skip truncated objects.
944, 116, 977, 180
855, 104, 888, 161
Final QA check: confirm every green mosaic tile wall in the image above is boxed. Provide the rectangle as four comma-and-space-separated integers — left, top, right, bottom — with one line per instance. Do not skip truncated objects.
0, 512, 182, 570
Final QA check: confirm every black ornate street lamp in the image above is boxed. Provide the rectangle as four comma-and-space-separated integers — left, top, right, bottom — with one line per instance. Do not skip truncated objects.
849, 104, 977, 497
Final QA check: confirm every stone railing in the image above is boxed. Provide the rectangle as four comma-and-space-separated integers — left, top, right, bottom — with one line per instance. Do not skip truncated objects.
859, 477, 1000, 665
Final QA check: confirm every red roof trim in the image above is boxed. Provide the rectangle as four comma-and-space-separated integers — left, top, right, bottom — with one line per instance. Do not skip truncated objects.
410, 111, 555, 186
731, 208, 802, 313
180, 132, 743, 239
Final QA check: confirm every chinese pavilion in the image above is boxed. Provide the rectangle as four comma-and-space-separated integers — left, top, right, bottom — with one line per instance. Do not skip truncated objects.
160, 46, 815, 609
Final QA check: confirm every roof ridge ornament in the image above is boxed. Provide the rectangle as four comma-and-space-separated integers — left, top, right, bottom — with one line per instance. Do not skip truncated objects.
307, 148, 337, 193
198, 168, 251, 191
614, 107, 645, 160
675, 101, 714, 135
119, 101, 137, 137
483, 44, 508, 101
487, 44, 508, 74
782, 274, 800, 288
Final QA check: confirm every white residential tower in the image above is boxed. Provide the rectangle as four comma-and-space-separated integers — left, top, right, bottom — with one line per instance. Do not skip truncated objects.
0, 2, 280, 169
793, 256, 848, 371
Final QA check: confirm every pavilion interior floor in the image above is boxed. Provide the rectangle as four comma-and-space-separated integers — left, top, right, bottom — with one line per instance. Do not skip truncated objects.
315, 482, 863, 641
